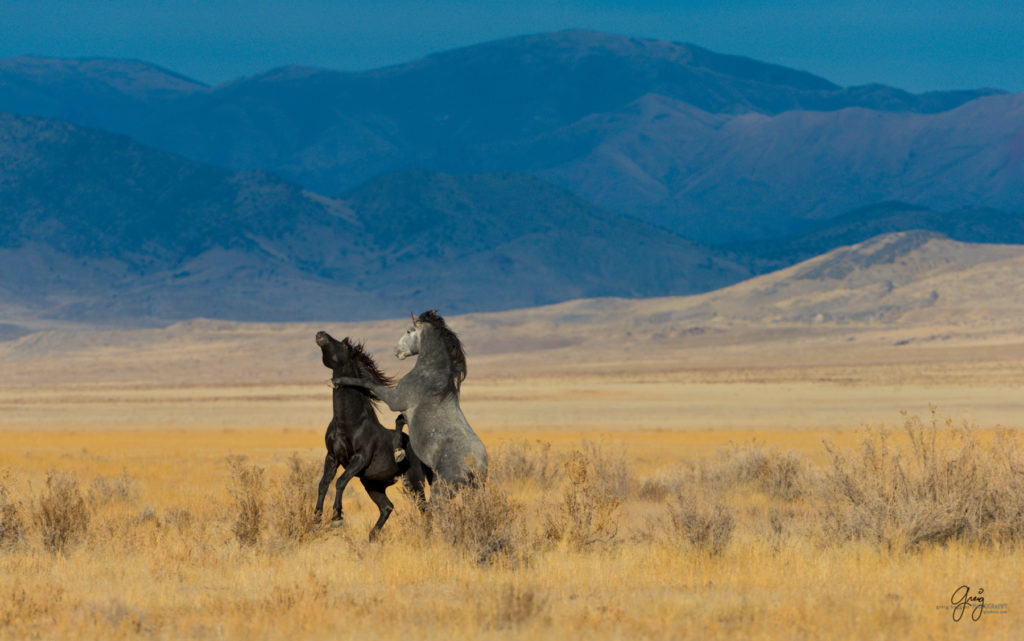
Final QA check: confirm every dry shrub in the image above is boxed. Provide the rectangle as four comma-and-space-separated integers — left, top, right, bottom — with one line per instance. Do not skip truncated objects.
427, 480, 528, 564
666, 491, 735, 555
230, 462, 265, 547
708, 442, 806, 501
481, 583, 549, 630
164, 507, 194, 534
634, 468, 692, 502
983, 429, 1024, 541
257, 577, 332, 615
818, 411, 1024, 550
82, 599, 149, 635
1, 585, 64, 629
546, 450, 622, 549
489, 440, 562, 487
634, 476, 673, 502
491, 439, 634, 497
34, 470, 91, 555
0, 473, 26, 550
88, 470, 138, 505
580, 441, 633, 500
267, 454, 321, 545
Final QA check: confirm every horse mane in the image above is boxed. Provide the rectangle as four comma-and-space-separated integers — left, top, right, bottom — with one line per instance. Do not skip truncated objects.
417, 310, 466, 397
344, 337, 391, 387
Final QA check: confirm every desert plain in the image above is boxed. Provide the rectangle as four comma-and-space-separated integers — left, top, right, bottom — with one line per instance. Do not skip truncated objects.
2, 233, 1024, 640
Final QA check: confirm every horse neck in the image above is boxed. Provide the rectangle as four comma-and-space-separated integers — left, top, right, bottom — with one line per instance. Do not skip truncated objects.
332, 365, 374, 423
411, 329, 459, 398
413, 328, 451, 372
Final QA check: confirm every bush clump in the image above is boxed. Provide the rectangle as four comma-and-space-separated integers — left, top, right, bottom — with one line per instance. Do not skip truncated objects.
427, 480, 528, 565
34, 470, 91, 555
545, 450, 622, 549
489, 440, 562, 487
267, 454, 321, 545
817, 411, 1024, 550
230, 462, 265, 547
0, 473, 27, 551
706, 442, 807, 501
665, 491, 735, 555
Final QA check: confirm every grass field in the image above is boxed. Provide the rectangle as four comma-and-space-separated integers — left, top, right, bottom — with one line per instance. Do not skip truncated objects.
2, 321, 1024, 640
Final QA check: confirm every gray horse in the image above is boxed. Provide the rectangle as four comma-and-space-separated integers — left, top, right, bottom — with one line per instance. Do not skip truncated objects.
333, 310, 487, 487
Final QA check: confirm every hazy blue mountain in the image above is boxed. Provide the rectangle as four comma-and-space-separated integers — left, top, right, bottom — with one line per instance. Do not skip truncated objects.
534, 90, 1024, 242
1, 30, 1016, 244
0, 113, 364, 276
0, 113, 748, 325
342, 170, 749, 310
0, 112, 386, 323
0, 56, 206, 134
726, 202, 1024, 273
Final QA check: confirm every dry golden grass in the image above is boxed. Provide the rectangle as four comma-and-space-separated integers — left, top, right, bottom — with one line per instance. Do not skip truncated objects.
2, 315, 1024, 639
1, 417, 1023, 640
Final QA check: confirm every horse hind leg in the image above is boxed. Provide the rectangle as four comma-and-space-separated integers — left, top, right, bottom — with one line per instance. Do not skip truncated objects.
401, 454, 429, 512
361, 481, 394, 541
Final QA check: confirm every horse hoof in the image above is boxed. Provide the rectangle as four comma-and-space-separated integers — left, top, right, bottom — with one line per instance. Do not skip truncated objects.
331, 518, 344, 528
394, 448, 406, 463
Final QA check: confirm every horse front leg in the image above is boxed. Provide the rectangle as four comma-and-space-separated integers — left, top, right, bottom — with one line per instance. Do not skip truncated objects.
332, 377, 409, 412
330, 453, 369, 527
314, 453, 338, 523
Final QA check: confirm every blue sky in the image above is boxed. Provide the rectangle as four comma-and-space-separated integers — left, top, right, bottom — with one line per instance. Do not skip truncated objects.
1, 0, 1021, 93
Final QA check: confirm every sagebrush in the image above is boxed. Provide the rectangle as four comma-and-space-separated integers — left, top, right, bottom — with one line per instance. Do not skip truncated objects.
33, 470, 90, 555
818, 411, 1024, 550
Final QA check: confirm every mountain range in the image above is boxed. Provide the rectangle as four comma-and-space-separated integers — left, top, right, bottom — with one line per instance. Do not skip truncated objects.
0, 112, 747, 325
5, 230, 1023, 389
726, 201, 1024, 273
1, 29, 1022, 328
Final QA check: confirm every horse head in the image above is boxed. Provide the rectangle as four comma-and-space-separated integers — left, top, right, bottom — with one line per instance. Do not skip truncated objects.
316, 331, 393, 387
394, 311, 466, 396
316, 331, 355, 377
394, 312, 424, 360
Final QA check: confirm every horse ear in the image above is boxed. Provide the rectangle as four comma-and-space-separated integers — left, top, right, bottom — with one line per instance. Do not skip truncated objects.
411, 312, 418, 324
341, 336, 350, 346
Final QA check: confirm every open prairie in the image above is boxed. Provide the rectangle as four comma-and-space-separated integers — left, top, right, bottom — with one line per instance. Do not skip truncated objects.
4, 236, 1024, 640
3, 308, 1024, 640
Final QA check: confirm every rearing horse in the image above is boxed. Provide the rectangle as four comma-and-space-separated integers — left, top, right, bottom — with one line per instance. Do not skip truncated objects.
314, 331, 428, 539
333, 310, 487, 487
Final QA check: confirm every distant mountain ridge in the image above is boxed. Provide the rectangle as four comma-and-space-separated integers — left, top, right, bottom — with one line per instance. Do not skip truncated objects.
0, 113, 361, 273
1, 30, 1018, 243
727, 202, 1024, 273
679, 230, 1024, 327
0, 56, 207, 97
3, 30, 1024, 328
0, 55, 206, 136
514, 231, 1024, 332
341, 169, 748, 307
0, 112, 748, 325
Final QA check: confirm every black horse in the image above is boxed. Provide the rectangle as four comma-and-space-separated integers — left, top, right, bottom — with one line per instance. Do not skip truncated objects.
332, 310, 487, 487
314, 331, 429, 539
